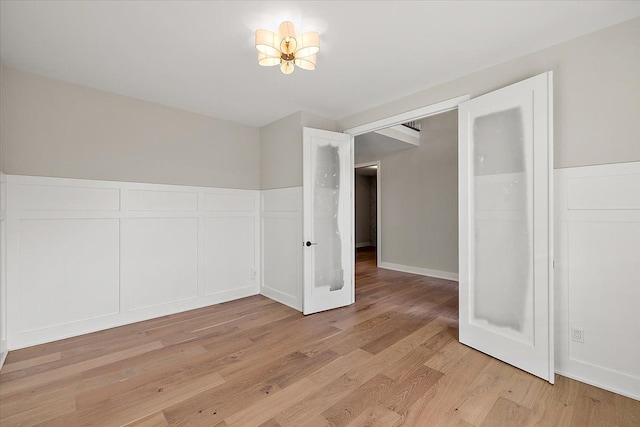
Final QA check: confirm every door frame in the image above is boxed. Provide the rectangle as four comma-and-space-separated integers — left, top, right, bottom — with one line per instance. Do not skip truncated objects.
343, 94, 471, 269
343, 95, 470, 136
354, 161, 381, 265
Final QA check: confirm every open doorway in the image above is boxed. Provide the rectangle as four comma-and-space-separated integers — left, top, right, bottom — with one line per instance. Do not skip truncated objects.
349, 96, 466, 289
354, 162, 379, 269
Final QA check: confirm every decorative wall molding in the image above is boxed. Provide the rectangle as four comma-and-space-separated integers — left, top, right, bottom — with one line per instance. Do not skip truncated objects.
378, 261, 459, 282
260, 187, 303, 311
6, 175, 261, 349
6, 162, 639, 404
555, 161, 640, 400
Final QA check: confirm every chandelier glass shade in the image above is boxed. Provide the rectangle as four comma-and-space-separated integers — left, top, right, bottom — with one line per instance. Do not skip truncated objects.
255, 21, 319, 74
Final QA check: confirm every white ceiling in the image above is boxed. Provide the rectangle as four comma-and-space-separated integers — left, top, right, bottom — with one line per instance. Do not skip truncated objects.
1, 1, 639, 127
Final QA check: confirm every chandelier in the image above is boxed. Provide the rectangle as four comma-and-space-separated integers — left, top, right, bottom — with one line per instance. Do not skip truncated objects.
255, 21, 320, 75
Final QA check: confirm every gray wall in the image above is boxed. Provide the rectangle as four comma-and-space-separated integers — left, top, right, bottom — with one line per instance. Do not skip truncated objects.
359, 111, 459, 274
355, 173, 371, 245
340, 17, 640, 169
0, 66, 261, 189
259, 111, 336, 190
260, 112, 303, 190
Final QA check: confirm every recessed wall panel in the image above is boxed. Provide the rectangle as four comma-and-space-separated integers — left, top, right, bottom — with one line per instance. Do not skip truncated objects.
204, 194, 254, 212
263, 216, 301, 299
126, 218, 198, 310
568, 174, 640, 210
19, 185, 120, 211
568, 221, 640, 378
262, 189, 300, 212
204, 217, 255, 295
129, 190, 198, 212
19, 218, 120, 331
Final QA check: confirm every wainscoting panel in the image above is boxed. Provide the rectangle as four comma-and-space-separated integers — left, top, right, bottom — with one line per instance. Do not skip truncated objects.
6, 175, 260, 349
555, 161, 640, 400
125, 218, 199, 311
203, 193, 255, 212
128, 189, 198, 212
567, 173, 640, 210
19, 218, 120, 332
261, 187, 302, 311
203, 216, 256, 297
18, 184, 120, 212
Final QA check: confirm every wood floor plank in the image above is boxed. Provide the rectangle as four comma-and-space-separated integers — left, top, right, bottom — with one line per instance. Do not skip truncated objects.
615, 393, 640, 427
0, 352, 61, 375
257, 420, 282, 427
75, 344, 210, 408
1, 247, 637, 426
273, 372, 363, 427
359, 327, 414, 355
480, 396, 532, 427
424, 338, 472, 373
0, 341, 164, 396
570, 381, 617, 427
401, 348, 493, 425
319, 374, 395, 426
0, 393, 76, 427
124, 412, 170, 427
0, 380, 78, 420
41, 371, 225, 426
381, 363, 444, 417
346, 404, 402, 427
451, 358, 517, 425
224, 378, 320, 427
523, 374, 579, 427
162, 348, 339, 426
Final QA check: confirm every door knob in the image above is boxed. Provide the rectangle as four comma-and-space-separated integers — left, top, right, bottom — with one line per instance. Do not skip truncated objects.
305, 241, 318, 247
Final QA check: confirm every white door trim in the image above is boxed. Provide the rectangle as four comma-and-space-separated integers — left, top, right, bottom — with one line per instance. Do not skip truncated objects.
354, 161, 381, 266
344, 94, 469, 273
343, 94, 470, 136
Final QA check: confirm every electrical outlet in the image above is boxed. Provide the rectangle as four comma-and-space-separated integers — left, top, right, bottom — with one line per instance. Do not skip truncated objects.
571, 327, 584, 343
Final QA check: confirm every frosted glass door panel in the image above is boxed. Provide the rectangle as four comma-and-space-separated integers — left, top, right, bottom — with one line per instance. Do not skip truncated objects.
458, 72, 553, 383
313, 143, 346, 292
472, 107, 534, 345
303, 127, 354, 315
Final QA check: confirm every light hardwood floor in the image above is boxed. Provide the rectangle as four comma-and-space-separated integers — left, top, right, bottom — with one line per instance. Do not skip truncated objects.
1, 247, 638, 426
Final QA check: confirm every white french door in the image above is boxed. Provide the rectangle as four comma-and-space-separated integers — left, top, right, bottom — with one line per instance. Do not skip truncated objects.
302, 127, 354, 315
458, 72, 554, 383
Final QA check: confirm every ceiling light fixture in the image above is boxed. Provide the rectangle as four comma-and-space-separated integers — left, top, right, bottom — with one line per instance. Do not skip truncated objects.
255, 21, 319, 75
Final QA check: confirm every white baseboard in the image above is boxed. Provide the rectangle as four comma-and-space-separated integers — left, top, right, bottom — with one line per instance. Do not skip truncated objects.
260, 286, 302, 312
9, 287, 259, 350
0, 341, 7, 369
355, 242, 373, 248
378, 261, 458, 281
556, 368, 639, 401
